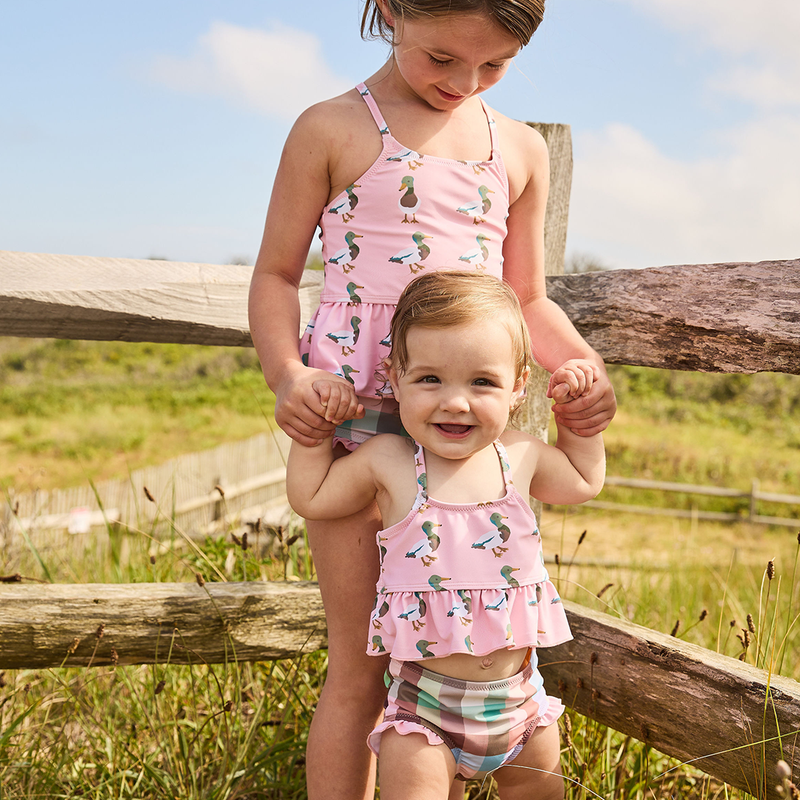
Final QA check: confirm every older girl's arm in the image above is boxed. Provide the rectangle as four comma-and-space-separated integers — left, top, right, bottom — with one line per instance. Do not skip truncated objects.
499, 119, 616, 436
249, 103, 357, 446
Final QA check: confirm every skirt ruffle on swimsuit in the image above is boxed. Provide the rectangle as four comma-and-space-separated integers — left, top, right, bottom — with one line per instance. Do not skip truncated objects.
370, 580, 571, 662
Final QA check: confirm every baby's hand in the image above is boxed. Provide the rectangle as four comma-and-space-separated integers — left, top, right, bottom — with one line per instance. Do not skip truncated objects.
547, 359, 598, 405
312, 379, 364, 426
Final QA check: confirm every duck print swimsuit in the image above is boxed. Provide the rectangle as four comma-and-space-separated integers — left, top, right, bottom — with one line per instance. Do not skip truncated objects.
301, 83, 511, 448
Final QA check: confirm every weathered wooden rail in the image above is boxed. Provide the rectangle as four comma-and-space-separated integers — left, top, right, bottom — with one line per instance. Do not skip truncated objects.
2, 252, 799, 375
1, 582, 797, 799
2, 120, 800, 797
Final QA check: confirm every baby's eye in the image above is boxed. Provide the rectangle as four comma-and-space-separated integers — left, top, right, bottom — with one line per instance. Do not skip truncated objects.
473, 378, 494, 387
421, 375, 440, 384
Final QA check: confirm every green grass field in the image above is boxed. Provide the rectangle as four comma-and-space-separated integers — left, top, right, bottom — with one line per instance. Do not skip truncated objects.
1, 338, 799, 799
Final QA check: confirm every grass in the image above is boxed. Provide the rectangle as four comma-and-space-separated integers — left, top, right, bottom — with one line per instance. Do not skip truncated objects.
0, 338, 274, 491
1, 340, 799, 798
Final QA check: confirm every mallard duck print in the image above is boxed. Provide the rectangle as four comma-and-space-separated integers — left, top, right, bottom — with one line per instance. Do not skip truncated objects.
398, 593, 427, 631
405, 520, 441, 567
399, 175, 420, 223
328, 183, 360, 223
328, 231, 363, 273
373, 367, 392, 398
416, 639, 438, 658
370, 596, 390, 629
528, 584, 543, 607
388, 149, 424, 170
325, 316, 361, 356
344, 282, 364, 306
428, 574, 450, 591
458, 159, 486, 175
456, 185, 494, 224
371, 635, 386, 653
500, 564, 521, 588
447, 590, 473, 626
389, 231, 432, 274
471, 512, 511, 557
458, 233, 491, 267
485, 590, 509, 612
334, 364, 359, 384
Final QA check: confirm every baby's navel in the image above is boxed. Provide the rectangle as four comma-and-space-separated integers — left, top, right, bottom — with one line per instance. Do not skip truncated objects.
480, 656, 494, 669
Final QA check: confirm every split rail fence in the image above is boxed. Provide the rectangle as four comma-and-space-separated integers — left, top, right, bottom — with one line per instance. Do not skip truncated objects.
2, 121, 800, 798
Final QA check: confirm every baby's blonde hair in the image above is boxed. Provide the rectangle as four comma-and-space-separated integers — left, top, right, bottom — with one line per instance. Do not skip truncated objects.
389, 271, 532, 383
361, 0, 546, 48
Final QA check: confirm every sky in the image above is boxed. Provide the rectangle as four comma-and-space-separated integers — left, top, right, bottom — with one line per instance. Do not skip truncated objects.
2, 0, 799, 272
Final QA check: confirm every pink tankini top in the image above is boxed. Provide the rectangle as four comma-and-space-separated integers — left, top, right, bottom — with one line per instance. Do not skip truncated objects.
300, 83, 510, 406
368, 440, 572, 661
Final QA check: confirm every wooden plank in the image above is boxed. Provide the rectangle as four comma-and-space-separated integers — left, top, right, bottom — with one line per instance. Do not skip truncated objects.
546, 259, 800, 374
0, 581, 327, 668
3, 251, 798, 375
1, 582, 797, 797
538, 600, 800, 800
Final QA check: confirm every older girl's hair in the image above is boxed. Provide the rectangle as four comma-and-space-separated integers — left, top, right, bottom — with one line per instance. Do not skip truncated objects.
361, 0, 545, 47
389, 271, 533, 381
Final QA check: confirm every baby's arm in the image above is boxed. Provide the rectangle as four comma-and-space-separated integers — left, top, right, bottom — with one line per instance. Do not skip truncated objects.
525, 420, 606, 507
287, 435, 379, 521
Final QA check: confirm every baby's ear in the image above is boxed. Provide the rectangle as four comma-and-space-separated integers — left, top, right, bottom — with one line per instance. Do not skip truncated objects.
510, 366, 530, 410
384, 358, 400, 394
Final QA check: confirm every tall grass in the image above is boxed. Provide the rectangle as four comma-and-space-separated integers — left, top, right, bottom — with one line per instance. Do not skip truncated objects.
2, 502, 797, 798
2, 344, 799, 798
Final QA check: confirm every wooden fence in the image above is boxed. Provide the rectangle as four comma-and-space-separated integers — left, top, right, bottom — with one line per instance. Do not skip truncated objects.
2, 121, 800, 797
2, 431, 293, 558
585, 475, 800, 528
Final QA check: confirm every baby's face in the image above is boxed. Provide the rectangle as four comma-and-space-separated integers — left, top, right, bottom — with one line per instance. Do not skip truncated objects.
388, 321, 523, 460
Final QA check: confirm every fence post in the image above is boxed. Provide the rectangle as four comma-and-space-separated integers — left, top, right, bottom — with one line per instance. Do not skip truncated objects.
516, 124, 573, 515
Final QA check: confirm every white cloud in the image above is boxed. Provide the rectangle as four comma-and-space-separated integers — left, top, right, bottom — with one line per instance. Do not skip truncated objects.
614, 0, 800, 109
570, 116, 800, 269
149, 21, 352, 121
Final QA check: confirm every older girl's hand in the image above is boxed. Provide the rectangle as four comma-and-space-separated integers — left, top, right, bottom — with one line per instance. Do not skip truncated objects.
274, 363, 364, 447
549, 361, 616, 436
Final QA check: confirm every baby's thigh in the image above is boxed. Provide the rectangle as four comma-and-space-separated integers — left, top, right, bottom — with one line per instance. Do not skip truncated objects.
378, 728, 457, 800
494, 722, 564, 800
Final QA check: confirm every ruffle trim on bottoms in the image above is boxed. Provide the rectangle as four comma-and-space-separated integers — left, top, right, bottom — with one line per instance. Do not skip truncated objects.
367, 580, 572, 661
366, 695, 565, 758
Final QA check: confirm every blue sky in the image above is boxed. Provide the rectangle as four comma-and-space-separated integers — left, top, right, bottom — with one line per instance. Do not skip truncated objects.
2, 0, 798, 270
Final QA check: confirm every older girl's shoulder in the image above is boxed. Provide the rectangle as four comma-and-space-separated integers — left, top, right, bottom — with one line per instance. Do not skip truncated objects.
487, 109, 549, 203
290, 88, 369, 139
491, 109, 546, 152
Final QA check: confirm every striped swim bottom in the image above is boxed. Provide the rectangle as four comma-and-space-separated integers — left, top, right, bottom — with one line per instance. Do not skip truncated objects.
367, 653, 564, 780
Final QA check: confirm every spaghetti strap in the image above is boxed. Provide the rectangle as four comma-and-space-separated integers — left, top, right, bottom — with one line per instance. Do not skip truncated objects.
413, 441, 428, 497
493, 440, 514, 487
356, 82, 390, 136
479, 98, 500, 154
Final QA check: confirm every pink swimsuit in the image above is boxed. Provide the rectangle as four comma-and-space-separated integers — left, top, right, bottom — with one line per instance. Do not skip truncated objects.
300, 83, 511, 443
368, 440, 572, 661
366, 440, 570, 779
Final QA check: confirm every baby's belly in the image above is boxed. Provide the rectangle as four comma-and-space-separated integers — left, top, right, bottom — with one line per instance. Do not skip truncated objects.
414, 646, 528, 682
